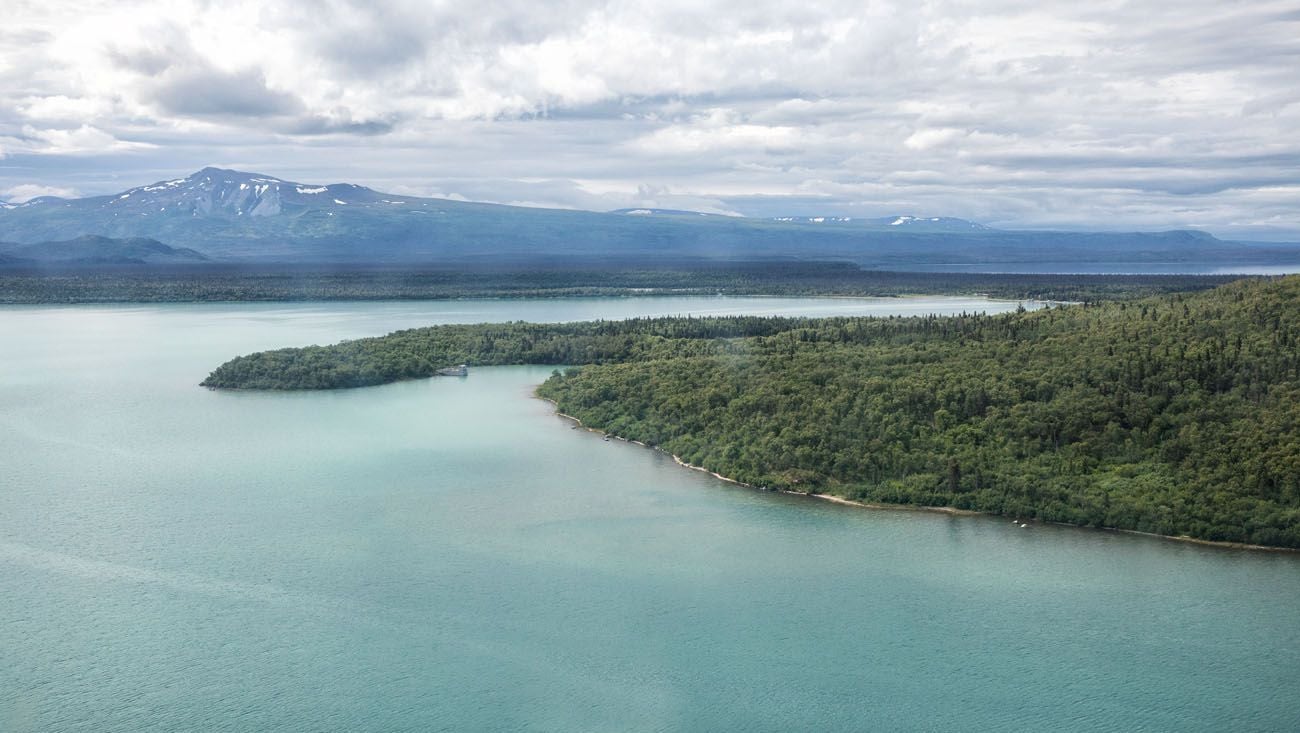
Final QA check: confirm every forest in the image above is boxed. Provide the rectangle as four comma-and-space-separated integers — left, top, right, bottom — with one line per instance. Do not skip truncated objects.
203, 275, 1300, 548
0, 262, 1238, 303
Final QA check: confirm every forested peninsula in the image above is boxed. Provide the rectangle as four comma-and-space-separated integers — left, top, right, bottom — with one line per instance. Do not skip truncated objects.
204, 276, 1300, 548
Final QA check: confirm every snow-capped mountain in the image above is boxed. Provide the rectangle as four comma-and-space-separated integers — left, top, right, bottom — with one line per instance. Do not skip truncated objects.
771, 215, 991, 232
0, 167, 484, 259
878, 215, 990, 231
772, 216, 856, 224
27, 167, 427, 220
611, 208, 726, 218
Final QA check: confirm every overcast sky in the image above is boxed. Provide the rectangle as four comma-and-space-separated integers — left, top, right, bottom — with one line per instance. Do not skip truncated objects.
2, 0, 1298, 238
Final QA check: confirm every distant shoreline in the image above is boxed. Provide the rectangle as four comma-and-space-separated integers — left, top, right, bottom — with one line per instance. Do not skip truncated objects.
0, 266, 1246, 305
539, 396, 1298, 553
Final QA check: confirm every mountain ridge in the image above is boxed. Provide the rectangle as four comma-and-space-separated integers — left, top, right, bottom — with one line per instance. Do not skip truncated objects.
2, 168, 1297, 270
0, 235, 209, 265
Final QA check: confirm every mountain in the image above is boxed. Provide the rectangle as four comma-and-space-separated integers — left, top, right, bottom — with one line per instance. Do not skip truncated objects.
71, 167, 414, 219
770, 215, 990, 232
0, 235, 209, 265
611, 208, 730, 218
1, 167, 1297, 270
611, 209, 988, 232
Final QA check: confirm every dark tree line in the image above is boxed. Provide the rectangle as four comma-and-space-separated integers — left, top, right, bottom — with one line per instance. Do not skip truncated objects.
1, 263, 1237, 303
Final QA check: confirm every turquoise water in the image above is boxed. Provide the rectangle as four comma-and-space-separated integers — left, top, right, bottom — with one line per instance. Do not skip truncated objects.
1, 297, 1298, 732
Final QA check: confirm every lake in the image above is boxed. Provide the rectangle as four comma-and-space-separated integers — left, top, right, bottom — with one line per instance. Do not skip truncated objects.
2, 296, 1298, 732
902, 262, 1300, 275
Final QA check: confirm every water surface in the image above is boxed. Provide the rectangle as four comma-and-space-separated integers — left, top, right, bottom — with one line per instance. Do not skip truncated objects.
2, 297, 1297, 732
902, 262, 1300, 275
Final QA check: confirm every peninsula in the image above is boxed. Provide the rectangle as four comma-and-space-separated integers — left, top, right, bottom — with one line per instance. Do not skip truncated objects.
203, 276, 1300, 548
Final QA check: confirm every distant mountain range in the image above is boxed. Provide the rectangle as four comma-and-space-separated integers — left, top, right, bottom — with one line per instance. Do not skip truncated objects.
617, 209, 992, 233
769, 215, 991, 233
1, 167, 1297, 270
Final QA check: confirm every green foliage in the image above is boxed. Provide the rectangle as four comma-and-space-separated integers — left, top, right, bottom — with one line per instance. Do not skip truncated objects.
0, 263, 1238, 304
205, 275, 1300, 547
200, 317, 788, 389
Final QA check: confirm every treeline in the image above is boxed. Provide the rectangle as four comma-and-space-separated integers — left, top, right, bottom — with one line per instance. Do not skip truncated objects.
0, 262, 1239, 303
204, 276, 1300, 547
202, 317, 804, 389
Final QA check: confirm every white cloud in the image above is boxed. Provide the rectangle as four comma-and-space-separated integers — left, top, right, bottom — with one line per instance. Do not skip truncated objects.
903, 128, 967, 151
19, 125, 156, 155
632, 116, 804, 156
17, 95, 111, 123
2, 183, 81, 202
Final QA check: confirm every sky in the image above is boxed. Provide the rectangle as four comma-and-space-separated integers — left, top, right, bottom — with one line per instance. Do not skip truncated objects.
2, 0, 1298, 239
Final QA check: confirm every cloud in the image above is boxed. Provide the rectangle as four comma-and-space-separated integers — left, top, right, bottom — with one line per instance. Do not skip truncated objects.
631, 113, 804, 156
105, 44, 175, 76
17, 125, 155, 155
903, 128, 968, 151
0, 0, 1297, 238
16, 95, 110, 124
151, 67, 303, 119
2, 183, 81, 202
284, 114, 396, 136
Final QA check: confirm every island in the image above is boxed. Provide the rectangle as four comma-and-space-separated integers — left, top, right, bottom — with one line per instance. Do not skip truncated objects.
203, 276, 1300, 549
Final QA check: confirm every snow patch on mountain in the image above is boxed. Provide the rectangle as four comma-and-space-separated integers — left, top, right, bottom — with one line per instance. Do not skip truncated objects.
775, 216, 853, 223
772, 214, 991, 231
141, 179, 186, 192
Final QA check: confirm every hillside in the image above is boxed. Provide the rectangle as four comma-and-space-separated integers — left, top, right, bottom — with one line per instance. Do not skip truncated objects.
202, 276, 1300, 547
0, 235, 208, 265
4, 168, 1299, 269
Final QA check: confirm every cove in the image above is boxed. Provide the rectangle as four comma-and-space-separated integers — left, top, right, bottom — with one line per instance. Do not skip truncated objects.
1, 297, 1298, 731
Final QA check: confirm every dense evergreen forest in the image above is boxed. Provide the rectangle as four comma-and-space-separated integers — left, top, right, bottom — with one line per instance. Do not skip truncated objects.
0, 262, 1237, 303
203, 276, 1300, 548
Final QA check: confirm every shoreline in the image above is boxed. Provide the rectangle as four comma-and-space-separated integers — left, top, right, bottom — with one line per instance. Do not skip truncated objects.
539, 396, 1297, 553
0, 290, 1050, 308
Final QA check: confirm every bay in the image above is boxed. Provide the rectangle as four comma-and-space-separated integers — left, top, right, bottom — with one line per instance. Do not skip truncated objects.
1, 296, 1297, 732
